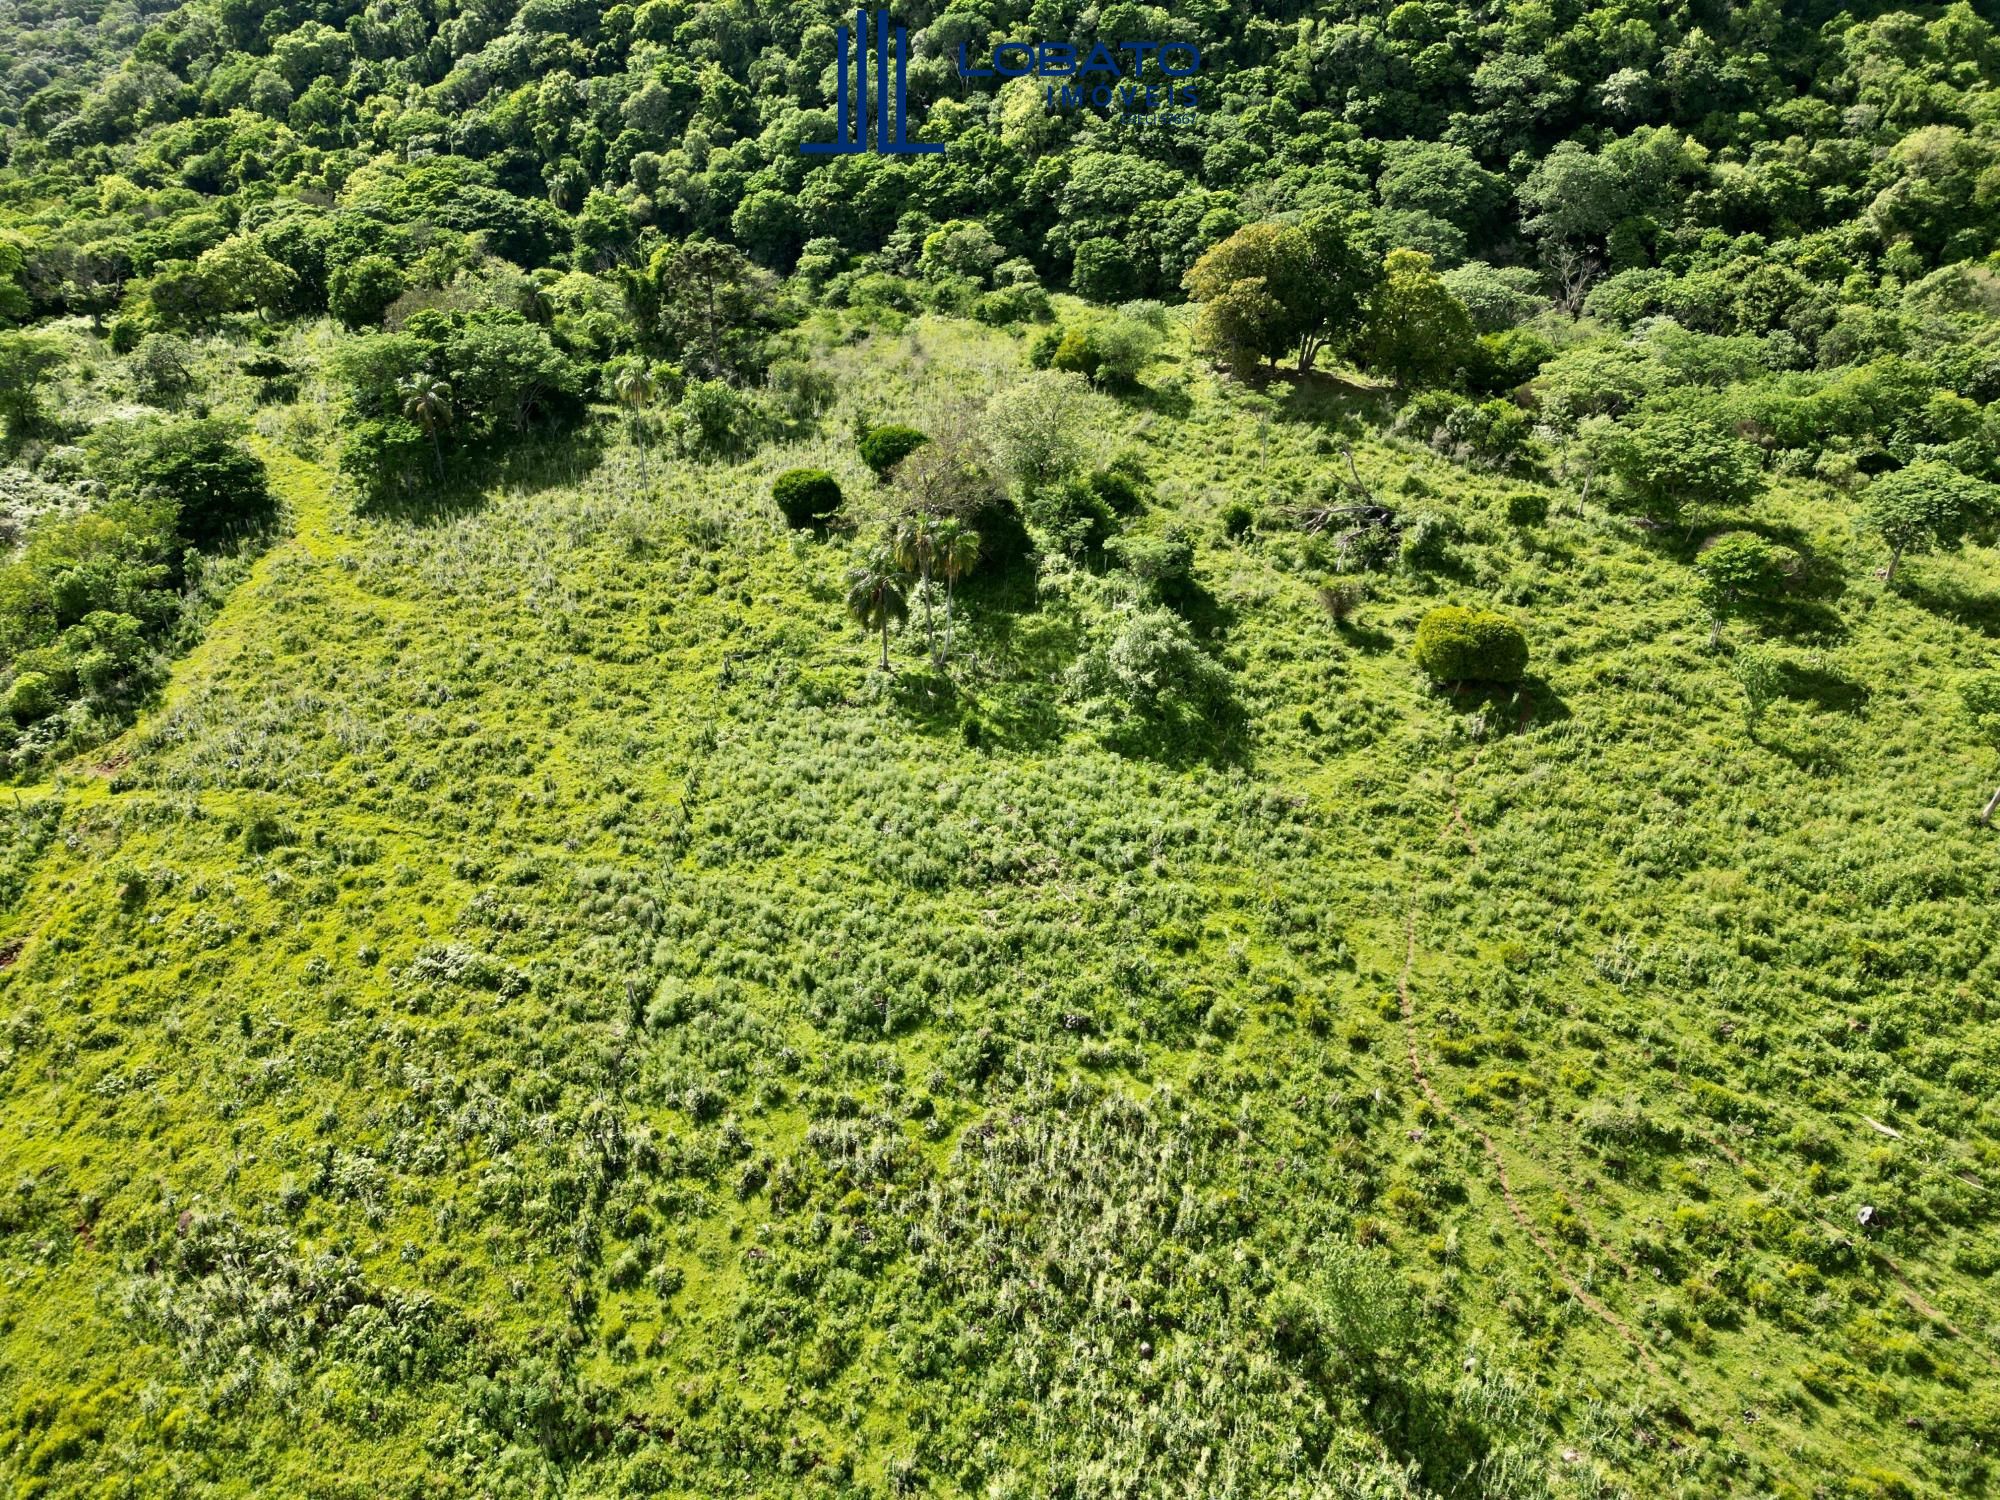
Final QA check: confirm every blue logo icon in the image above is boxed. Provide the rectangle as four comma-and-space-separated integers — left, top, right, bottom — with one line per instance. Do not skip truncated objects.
802, 10, 943, 157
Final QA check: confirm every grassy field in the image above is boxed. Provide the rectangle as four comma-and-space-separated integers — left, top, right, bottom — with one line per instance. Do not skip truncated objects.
2, 308, 1998, 1498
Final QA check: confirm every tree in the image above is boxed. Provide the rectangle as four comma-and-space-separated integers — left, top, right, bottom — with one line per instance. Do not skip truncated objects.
399, 375, 454, 481
650, 238, 771, 378
1605, 398, 1764, 528
1072, 238, 1138, 304
0, 333, 66, 442
845, 547, 909, 671
101, 418, 274, 549
129, 334, 198, 408
1856, 461, 1992, 582
730, 189, 804, 269
612, 363, 659, 483
439, 315, 584, 437
920, 221, 1002, 285
1358, 249, 1477, 390
1183, 212, 1378, 374
330, 255, 405, 330
0, 237, 30, 323
985, 372, 1090, 493
1187, 274, 1289, 378
1867, 125, 2000, 261
1413, 606, 1528, 685
196, 238, 296, 321
888, 430, 1001, 524
1693, 531, 1799, 645
1377, 141, 1510, 243
892, 512, 942, 664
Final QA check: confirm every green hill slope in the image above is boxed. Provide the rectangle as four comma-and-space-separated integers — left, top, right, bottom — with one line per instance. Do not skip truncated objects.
2, 313, 1997, 1497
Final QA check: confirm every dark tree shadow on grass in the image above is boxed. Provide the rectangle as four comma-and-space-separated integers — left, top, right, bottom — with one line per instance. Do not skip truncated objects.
1897, 571, 2000, 637
1165, 576, 1236, 643
1335, 618, 1397, 654
1113, 376, 1194, 420
1271, 369, 1393, 434
1778, 658, 1869, 715
1438, 675, 1573, 733
356, 427, 607, 526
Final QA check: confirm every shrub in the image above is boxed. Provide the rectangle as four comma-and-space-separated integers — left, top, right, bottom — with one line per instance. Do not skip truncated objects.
1090, 315, 1164, 386
857, 424, 929, 478
1107, 527, 1197, 607
5, 672, 56, 723
1413, 606, 1528, 685
1505, 492, 1549, 526
766, 360, 835, 422
668, 379, 763, 459
974, 284, 1052, 327
1066, 604, 1237, 757
1027, 475, 1118, 557
1026, 325, 1063, 369
1399, 513, 1460, 572
1049, 329, 1103, 380
1081, 462, 1150, 516
771, 469, 843, 529
1318, 582, 1367, 622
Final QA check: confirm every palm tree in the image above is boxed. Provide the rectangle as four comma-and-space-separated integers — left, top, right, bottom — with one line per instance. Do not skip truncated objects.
891, 512, 941, 663
399, 375, 453, 481
936, 518, 981, 663
845, 547, 909, 671
613, 364, 658, 484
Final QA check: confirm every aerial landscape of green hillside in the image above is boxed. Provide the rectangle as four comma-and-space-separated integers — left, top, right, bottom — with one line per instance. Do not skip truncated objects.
3, 0, 2000, 1495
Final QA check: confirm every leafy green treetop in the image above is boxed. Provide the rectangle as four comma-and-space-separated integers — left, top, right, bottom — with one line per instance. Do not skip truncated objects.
1183, 211, 1378, 376
1605, 397, 1764, 528
1358, 249, 1477, 391
1692, 531, 1799, 646
1856, 460, 1992, 582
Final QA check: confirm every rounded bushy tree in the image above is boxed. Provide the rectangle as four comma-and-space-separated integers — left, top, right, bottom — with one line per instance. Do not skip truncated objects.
6, 672, 56, 723
1414, 606, 1528, 685
858, 424, 929, 478
771, 468, 843, 529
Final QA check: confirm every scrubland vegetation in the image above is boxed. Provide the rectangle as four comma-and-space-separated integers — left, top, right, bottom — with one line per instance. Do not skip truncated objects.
3, 0, 2000, 1496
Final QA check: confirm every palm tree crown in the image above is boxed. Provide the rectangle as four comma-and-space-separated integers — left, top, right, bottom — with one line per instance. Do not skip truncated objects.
398, 375, 453, 479
845, 548, 909, 670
